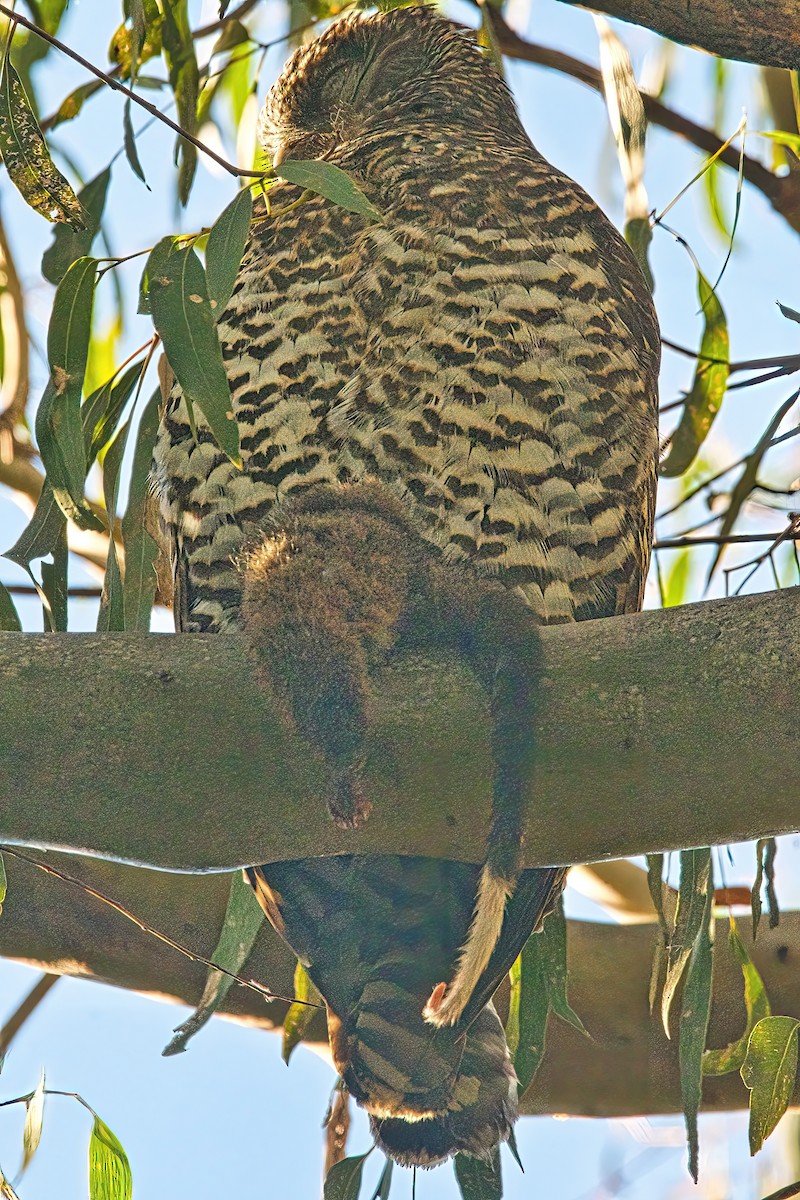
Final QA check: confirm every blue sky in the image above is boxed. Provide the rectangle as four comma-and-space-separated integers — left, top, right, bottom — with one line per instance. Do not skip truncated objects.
0, 0, 798, 1196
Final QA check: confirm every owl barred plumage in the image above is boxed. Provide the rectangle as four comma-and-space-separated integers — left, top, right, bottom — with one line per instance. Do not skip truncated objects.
152, 5, 659, 1168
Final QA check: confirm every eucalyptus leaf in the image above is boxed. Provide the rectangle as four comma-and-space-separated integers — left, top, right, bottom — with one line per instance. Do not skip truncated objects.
123, 100, 148, 186
21, 1071, 45, 1173
454, 1147, 502, 1200
741, 1016, 800, 1155
0, 851, 5, 913
277, 159, 383, 222
0, 583, 21, 632
96, 421, 130, 633
88, 1116, 132, 1200
703, 918, 770, 1076
122, 388, 161, 631
161, 0, 199, 205
40, 519, 68, 632
660, 271, 729, 478
0, 62, 86, 229
205, 187, 253, 317
678, 882, 714, 1182
145, 236, 240, 464
282, 960, 323, 1064
163, 871, 263, 1055
323, 1151, 370, 1200
368, 1158, 393, 1200
41, 167, 111, 285
661, 848, 712, 1037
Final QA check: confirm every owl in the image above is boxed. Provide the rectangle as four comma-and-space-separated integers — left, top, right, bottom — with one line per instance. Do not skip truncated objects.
152, 5, 659, 1169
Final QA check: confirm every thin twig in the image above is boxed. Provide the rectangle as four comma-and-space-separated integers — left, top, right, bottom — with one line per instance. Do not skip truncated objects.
653, 532, 795, 549
759, 1182, 800, 1200
0, 3, 267, 181
0, 846, 322, 1010
0, 973, 59, 1057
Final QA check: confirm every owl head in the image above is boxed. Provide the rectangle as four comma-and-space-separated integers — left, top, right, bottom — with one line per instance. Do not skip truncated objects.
258, 6, 520, 167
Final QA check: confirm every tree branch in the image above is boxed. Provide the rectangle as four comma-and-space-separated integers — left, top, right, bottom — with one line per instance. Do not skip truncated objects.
557, 0, 800, 72
0, 850, 796, 1118
0, 589, 797, 871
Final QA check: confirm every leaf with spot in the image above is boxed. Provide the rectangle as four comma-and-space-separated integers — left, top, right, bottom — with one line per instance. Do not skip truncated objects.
122, 388, 161, 632
703, 917, 770, 1076
163, 871, 263, 1055
705, 389, 799, 583
454, 1147, 502, 1200
205, 187, 253, 317
679, 878, 714, 1182
323, 1152, 370, 1200
108, 0, 162, 81
661, 848, 712, 1037
41, 167, 111, 285
21, 1071, 45, 1175
660, 272, 729, 478
0, 583, 21, 632
282, 959, 324, 1064
88, 1116, 132, 1200
0, 61, 86, 229
276, 160, 383, 222
741, 1016, 800, 1155
145, 236, 240, 464
161, 0, 200, 205
38, 256, 104, 530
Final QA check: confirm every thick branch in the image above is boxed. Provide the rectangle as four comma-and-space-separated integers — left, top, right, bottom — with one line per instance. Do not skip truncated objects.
0, 589, 797, 871
560, 0, 800, 71
0, 851, 797, 1117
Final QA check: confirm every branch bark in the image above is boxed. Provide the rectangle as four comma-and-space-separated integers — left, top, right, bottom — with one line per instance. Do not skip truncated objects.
0, 589, 798, 871
560, 0, 800, 71
0, 850, 796, 1117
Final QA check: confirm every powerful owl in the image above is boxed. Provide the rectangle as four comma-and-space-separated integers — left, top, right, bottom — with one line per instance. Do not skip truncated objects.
152, 5, 659, 1169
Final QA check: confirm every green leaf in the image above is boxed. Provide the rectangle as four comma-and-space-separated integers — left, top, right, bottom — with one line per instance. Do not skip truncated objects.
41, 167, 111, 285
661, 848, 712, 1037
108, 0, 162, 81
705, 390, 799, 583
21, 1070, 45, 1174
282, 960, 324, 1064
368, 1158, 393, 1200
778, 301, 800, 324
145, 237, 240, 464
0, 851, 6, 912
647, 852, 669, 1012
454, 1147, 503, 1200
323, 1152, 370, 1200
0, 61, 86, 229
86, 359, 146, 464
123, 101, 148, 186
40, 518, 68, 632
96, 421, 130, 632
161, 0, 200, 205
3, 481, 65, 570
509, 937, 548, 1096
741, 1016, 800, 1155
163, 871, 263, 1055
276, 160, 383, 222
88, 1116, 132, 1200
122, 388, 160, 631
703, 918, 771, 1076
45, 80, 104, 132
0, 583, 21, 632
205, 187, 253, 318
39, 256, 104, 530
539, 896, 586, 1035
679, 879, 714, 1182
660, 272, 729, 478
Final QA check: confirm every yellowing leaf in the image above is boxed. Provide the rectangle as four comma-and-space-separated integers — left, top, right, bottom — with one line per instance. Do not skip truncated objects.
21, 1071, 45, 1173
88, 1116, 132, 1200
282, 960, 323, 1065
703, 918, 770, 1076
0, 61, 86, 229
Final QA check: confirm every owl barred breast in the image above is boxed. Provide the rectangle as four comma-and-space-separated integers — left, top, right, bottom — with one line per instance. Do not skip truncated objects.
153, 5, 659, 1169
